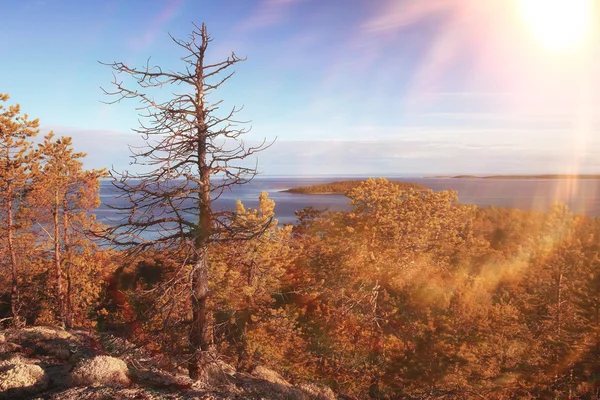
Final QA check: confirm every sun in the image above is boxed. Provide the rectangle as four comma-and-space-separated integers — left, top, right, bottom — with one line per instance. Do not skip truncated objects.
518, 0, 593, 51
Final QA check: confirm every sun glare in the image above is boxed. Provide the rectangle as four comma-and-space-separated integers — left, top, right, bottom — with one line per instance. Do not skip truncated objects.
518, 0, 592, 51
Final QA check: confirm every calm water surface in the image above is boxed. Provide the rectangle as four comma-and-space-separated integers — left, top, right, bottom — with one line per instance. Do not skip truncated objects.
95, 177, 600, 225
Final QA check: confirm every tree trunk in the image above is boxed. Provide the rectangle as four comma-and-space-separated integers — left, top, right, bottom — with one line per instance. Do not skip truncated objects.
189, 190, 212, 379
189, 61, 212, 379
54, 190, 64, 326
594, 299, 600, 354
189, 246, 210, 380
7, 196, 19, 324
63, 196, 72, 329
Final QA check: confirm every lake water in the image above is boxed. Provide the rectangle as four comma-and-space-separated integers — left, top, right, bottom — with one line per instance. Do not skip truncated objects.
95, 177, 600, 225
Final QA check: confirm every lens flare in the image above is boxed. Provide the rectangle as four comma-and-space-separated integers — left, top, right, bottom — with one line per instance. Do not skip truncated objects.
518, 0, 593, 51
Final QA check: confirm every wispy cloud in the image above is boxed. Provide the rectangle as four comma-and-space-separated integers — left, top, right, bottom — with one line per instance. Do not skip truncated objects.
127, 0, 186, 52
257, 139, 580, 175
362, 0, 451, 33
421, 92, 512, 99
240, 0, 300, 31
24, 0, 46, 10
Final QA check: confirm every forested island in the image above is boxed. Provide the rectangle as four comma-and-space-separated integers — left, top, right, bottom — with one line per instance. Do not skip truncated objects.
284, 179, 427, 194
5, 22, 600, 400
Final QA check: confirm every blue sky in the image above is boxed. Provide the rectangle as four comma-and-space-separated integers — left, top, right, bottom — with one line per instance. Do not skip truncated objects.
1, 0, 600, 176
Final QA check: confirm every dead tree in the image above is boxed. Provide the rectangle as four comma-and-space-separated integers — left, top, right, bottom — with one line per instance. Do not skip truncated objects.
101, 23, 270, 381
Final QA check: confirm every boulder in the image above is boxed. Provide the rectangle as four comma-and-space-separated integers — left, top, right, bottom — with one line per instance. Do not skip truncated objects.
68, 355, 130, 387
0, 356, 48, 393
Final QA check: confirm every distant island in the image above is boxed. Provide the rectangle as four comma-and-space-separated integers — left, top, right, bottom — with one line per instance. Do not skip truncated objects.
284, 179, 427, 195
438, 174, 600, 179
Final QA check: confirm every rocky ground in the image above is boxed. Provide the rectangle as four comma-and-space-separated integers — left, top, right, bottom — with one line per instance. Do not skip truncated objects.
0, 326, 337, 400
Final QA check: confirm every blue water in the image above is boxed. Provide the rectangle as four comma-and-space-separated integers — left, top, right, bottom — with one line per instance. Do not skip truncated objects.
95, 177, 600, 226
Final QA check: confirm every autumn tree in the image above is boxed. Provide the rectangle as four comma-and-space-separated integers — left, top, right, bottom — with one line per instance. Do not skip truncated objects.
0, 94, 38, 325
211, 192, 298, 371
30, 133, 108, 328
102, 23, 269, 380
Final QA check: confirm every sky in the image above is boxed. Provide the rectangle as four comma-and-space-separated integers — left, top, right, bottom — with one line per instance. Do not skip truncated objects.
1, 0, 600, 176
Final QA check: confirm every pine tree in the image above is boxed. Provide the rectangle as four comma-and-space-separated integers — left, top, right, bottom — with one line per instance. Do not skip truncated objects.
31, 133, 107, 327
0, 94, 38, 325
212, 192, 294, 369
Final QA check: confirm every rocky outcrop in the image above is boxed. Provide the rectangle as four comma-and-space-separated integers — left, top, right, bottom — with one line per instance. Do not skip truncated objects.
0, 326, 337, 400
